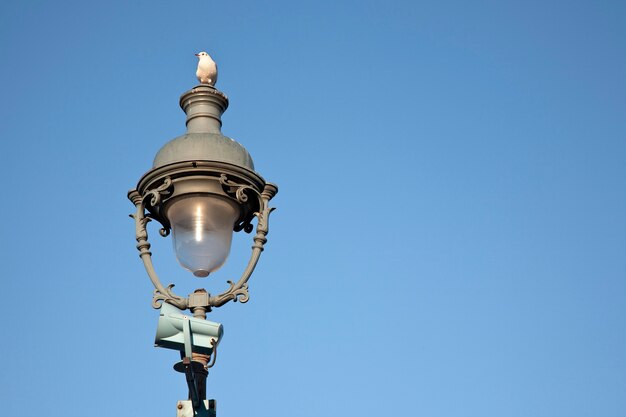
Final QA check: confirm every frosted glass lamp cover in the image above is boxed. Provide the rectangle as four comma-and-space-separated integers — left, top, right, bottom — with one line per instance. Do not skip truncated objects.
165, 195, 239, 277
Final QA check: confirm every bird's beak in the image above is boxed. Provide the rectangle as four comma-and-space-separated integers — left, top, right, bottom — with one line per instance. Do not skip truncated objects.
195, 53, 200, 57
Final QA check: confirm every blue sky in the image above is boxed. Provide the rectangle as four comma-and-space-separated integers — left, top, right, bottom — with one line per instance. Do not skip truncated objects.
1, 1, 625, 416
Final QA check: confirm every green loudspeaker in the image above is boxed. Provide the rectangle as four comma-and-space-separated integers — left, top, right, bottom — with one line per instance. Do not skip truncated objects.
155, 302, 223, 356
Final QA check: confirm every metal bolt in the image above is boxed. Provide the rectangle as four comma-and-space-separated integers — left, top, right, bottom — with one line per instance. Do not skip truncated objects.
177, 403, 183, 409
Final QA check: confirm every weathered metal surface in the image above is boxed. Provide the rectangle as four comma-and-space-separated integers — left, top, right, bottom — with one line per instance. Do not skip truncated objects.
153, 85, 254, 170
177, 399, 216, 417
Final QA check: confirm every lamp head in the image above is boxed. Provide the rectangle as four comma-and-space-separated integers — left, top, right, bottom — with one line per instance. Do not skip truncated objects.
132, 83, 265, 278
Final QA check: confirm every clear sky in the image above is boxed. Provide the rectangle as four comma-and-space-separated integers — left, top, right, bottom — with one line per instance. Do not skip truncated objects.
1, 1, 625, 416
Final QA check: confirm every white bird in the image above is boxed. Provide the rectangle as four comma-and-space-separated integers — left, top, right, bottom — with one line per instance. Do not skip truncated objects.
195, 51, 218, 86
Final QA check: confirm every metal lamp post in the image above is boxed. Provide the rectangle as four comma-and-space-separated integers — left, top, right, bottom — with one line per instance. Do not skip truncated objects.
128, 53, 277, 416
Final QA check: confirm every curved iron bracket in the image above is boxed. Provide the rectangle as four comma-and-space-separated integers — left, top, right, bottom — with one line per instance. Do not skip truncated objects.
128, 186, 188, 310
208, 181, 277, 308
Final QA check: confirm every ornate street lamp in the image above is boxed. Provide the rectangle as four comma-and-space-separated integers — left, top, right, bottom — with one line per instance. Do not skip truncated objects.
128, 52, 277, 416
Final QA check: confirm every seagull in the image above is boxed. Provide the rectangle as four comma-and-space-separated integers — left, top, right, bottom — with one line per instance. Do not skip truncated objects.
195, 51, 218, 86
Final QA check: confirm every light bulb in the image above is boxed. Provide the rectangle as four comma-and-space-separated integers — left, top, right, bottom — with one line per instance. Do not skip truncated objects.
165, 195, 239, 277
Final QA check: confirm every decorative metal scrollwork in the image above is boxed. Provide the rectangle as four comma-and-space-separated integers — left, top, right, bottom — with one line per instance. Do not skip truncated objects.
144, 176, 173, 207
129, 174, 277, 313
152, 284, 184, 309
219, 174, 262, 233
142, 177, 173, 237
208, 182, 277, 308
128, 185, 188, 310
219, 174, 261, 205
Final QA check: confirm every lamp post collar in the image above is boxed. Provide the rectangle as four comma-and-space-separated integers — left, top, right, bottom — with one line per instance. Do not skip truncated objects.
180, 85, 229, 134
